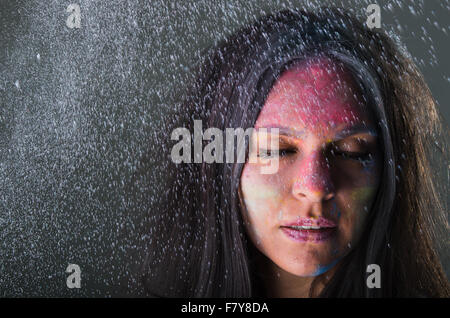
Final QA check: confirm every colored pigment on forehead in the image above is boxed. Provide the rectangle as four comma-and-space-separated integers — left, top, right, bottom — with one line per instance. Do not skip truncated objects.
256, 58, 366, 135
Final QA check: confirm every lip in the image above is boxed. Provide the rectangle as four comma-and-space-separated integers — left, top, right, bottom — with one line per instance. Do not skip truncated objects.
281, 217, 337, 242
281, 227, 336, 242
283, 216, 337, 228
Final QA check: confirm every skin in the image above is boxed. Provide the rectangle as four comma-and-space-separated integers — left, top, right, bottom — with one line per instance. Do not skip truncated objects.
239, 57, 382, 297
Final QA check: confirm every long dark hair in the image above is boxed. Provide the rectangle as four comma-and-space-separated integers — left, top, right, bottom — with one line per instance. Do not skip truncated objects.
134, 7, 449, 297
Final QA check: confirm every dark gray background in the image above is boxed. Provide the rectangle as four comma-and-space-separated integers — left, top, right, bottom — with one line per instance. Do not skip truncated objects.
0, 0, 448, 296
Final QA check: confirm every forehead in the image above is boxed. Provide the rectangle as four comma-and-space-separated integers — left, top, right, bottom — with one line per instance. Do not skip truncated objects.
255, 57, 373, 135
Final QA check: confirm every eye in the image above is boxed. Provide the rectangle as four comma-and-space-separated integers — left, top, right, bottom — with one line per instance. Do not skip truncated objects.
329, 138, 376, 163
257, 148, 297, 158
279, 148, 297, 157
331, 148, 374, 162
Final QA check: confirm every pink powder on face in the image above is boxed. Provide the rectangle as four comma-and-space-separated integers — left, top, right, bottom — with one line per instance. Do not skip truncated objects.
255, 57, 365, 135
292, 151, 334, 196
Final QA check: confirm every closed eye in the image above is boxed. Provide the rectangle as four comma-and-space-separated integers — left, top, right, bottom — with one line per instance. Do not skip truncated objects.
331, 149, 374, 162
329, 135, 377, 162
257, 148, 297, 158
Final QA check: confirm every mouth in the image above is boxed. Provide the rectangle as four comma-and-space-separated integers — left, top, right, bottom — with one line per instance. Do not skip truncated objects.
281, 226, 337, 242
280, 217, 337, 242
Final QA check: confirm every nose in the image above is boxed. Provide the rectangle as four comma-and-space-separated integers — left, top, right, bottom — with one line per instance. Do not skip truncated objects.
292, 150, 335, 203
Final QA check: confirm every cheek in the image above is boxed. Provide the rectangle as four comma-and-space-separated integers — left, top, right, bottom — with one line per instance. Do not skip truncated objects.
240, 165, 284, 222
349, 159, 381, 210
339, 186, 377, 228
336, 160, 381, 238
349, 185, 378, 208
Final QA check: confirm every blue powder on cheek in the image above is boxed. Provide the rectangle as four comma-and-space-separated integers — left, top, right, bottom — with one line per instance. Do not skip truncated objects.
330, 201, 342, 219
310, 258, 340, 276
330, 201, 337, 215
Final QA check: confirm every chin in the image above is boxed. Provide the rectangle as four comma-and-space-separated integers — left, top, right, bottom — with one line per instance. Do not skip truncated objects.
281, 257, 340, 277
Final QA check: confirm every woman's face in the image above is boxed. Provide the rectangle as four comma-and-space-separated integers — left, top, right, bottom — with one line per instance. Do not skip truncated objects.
240, 57, 382, 277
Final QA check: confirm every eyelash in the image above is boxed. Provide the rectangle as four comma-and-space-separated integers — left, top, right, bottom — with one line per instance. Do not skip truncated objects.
257, 148, 374, 162
257, 148, 296, 158
331, 149, 374, 162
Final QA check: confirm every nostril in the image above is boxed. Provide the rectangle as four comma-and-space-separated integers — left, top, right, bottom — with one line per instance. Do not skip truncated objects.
292, 177, 335, 202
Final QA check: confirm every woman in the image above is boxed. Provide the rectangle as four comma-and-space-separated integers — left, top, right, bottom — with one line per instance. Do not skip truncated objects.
137, 7, 449, 297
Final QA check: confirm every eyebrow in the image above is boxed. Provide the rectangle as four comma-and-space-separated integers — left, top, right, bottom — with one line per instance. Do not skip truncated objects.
255, 124, 378, 141
334, 124, 378, 141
